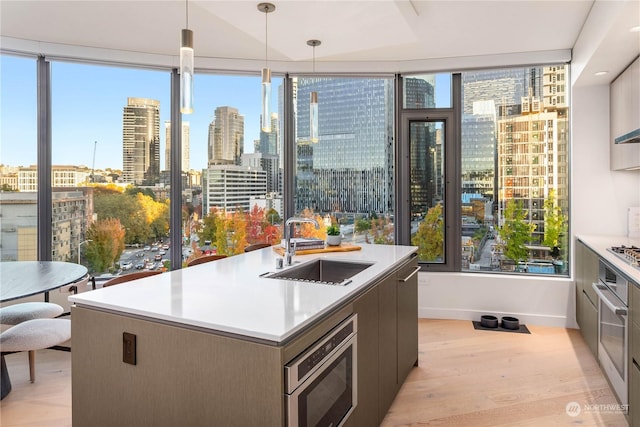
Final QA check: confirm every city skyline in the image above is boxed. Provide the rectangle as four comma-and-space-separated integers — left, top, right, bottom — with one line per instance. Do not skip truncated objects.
0, 55, 281, 171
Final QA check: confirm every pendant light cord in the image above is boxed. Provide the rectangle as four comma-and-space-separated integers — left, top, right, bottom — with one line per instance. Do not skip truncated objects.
264, 8, 268, 68
185, 0, 189, 29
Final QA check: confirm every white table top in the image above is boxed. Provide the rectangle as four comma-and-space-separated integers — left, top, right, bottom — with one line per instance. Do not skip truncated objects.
70, 244, 417, 343
576, 234, 640, 284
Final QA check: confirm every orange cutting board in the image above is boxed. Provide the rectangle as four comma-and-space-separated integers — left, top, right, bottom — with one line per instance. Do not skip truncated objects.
273, 243, 362, 256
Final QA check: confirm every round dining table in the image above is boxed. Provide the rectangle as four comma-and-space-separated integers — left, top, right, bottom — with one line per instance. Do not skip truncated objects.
0, 261, 88, 302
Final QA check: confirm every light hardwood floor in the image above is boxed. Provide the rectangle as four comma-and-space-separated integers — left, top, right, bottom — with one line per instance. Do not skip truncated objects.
0, 319, 629, 426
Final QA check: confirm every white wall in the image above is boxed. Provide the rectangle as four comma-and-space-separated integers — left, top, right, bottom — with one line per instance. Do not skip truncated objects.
418, 41, 640, 330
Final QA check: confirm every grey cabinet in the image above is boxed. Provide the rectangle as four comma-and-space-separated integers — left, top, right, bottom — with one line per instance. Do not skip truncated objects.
349, 285, 379, 427
630, 284, 640, 426
350, 255, 419, 426
378, 271, 398, 420
397, 257, 419, 385
575, 239, 599, 357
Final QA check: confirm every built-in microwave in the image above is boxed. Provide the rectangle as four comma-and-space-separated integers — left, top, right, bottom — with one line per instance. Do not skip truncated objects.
285, 314, 357, 427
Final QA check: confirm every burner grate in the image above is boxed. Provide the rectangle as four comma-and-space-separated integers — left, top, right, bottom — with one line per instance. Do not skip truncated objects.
610, 245, 640, 267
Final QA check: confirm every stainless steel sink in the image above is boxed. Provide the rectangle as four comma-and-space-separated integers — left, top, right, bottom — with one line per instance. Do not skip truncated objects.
264, 259, 374, 286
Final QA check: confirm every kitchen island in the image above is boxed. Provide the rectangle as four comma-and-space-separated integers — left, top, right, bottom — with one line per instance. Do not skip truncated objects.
69, 243, 418, 427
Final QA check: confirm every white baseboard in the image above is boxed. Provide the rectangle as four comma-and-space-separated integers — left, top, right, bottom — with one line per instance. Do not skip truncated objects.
418, 306, 578, 329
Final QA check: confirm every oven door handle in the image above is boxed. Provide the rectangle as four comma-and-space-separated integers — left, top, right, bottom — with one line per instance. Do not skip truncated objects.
592, 282, 627, 315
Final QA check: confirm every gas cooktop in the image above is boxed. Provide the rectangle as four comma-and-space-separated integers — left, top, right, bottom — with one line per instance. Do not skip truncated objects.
608, 245, 640, 269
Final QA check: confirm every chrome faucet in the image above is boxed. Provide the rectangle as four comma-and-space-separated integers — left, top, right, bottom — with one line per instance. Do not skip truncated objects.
284, 217, 320, 266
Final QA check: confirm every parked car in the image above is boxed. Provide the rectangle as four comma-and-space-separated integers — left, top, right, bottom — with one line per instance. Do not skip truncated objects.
143, 246, 151, 251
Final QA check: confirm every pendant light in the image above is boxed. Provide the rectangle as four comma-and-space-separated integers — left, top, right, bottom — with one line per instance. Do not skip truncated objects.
180, 0, 194, 114
258, 3, 275, 132
307, 39, 321, 143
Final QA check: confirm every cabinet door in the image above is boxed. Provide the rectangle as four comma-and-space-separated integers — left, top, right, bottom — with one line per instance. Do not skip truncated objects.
350, 285, 380, 427
581, 290, 599, 358
378, 272, 398, 420
397, 258, 418, 385
631, 359, 640, 427
575, 240, 585, 327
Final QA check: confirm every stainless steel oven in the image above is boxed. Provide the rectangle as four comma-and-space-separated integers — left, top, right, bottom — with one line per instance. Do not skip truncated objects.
285, 314, 357, 427
593, 260, 629, 408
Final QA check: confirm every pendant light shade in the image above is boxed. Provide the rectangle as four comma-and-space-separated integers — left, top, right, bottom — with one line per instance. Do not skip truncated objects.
261, 67, 272, 132
180, 0, 194, 114
310, 90, 319, 143
307, 39, 321, 143
180, 28, 194, 114
258, 3, 275, 133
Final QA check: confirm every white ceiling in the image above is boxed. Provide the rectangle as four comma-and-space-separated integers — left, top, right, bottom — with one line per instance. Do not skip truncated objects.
1, 0, 639, 85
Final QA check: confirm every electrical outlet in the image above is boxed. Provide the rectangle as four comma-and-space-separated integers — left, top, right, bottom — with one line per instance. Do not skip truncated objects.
123, 332, 136, 365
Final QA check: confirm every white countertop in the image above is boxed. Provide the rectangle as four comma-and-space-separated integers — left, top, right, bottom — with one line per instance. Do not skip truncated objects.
70, 244, 417, 343
577, 234, 640, 284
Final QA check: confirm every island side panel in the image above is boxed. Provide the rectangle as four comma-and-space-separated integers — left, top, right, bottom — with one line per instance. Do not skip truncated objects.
71, 306, 284, 427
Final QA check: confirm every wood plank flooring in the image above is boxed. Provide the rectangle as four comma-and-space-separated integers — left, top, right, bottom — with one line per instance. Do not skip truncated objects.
0, 319, 629, 426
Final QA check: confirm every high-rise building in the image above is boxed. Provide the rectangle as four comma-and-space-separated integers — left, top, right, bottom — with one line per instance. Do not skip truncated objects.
294, 77, 394, 214
164, 120, 190, 172
242, 153, 279, 194
208, 106, 244, 166
122, 97, 160, 185
496, 66, 569, 243
258, 113, 279, 156
202, 165, 267, 214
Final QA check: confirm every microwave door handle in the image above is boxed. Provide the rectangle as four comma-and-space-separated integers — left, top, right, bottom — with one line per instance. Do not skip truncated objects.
592, 282, 628, 315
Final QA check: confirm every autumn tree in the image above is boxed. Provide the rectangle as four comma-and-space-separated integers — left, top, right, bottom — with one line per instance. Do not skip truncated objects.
85, 218, 125, 273
247, 205, 267, 244
297, 208, 325, 239
369, 216, 394, 244
411, 204, 444, 261
498, 200, 536, 264
228, 209, 248, 255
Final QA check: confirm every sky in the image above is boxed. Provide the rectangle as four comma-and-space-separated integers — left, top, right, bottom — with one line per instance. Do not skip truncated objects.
1, 55, 451, 172
1, 55, 277, 171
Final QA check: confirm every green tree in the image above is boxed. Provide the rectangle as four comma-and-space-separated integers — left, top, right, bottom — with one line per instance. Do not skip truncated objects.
214, 213, 229, 255
85, 218, 125, 273
542, 189, 567, 258
355, 218, 371, 233
412, 205, 444, 261
498, 200, 536, 264
199, 208, 219, 245
265, 208, 280, 225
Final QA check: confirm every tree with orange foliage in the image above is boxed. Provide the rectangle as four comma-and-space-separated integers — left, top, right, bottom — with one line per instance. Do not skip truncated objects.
85, 218, 126, 273
298, 208, 326, 239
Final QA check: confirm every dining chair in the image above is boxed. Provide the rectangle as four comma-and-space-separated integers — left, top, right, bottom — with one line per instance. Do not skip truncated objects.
0, 302, 64, 326
187, 254, 227, 267
244, 243, 272, 252
101, 270, 163, 288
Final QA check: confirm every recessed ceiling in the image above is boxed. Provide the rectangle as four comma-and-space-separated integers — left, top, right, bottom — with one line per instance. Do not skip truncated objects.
1, 0, 638, 85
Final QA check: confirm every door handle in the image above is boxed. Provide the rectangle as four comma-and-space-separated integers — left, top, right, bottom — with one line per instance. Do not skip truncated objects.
592, 282, 627, 315
399, 266, 421, 283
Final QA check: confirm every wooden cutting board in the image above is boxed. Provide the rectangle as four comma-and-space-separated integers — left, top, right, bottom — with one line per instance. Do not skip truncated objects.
272, 243, 362, 256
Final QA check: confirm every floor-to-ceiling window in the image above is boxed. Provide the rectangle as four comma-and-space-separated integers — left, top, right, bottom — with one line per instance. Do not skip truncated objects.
0, 55, 38, 261
402, 65, 570, 276
1, 52, 570, 278
292, 76, 395, 244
